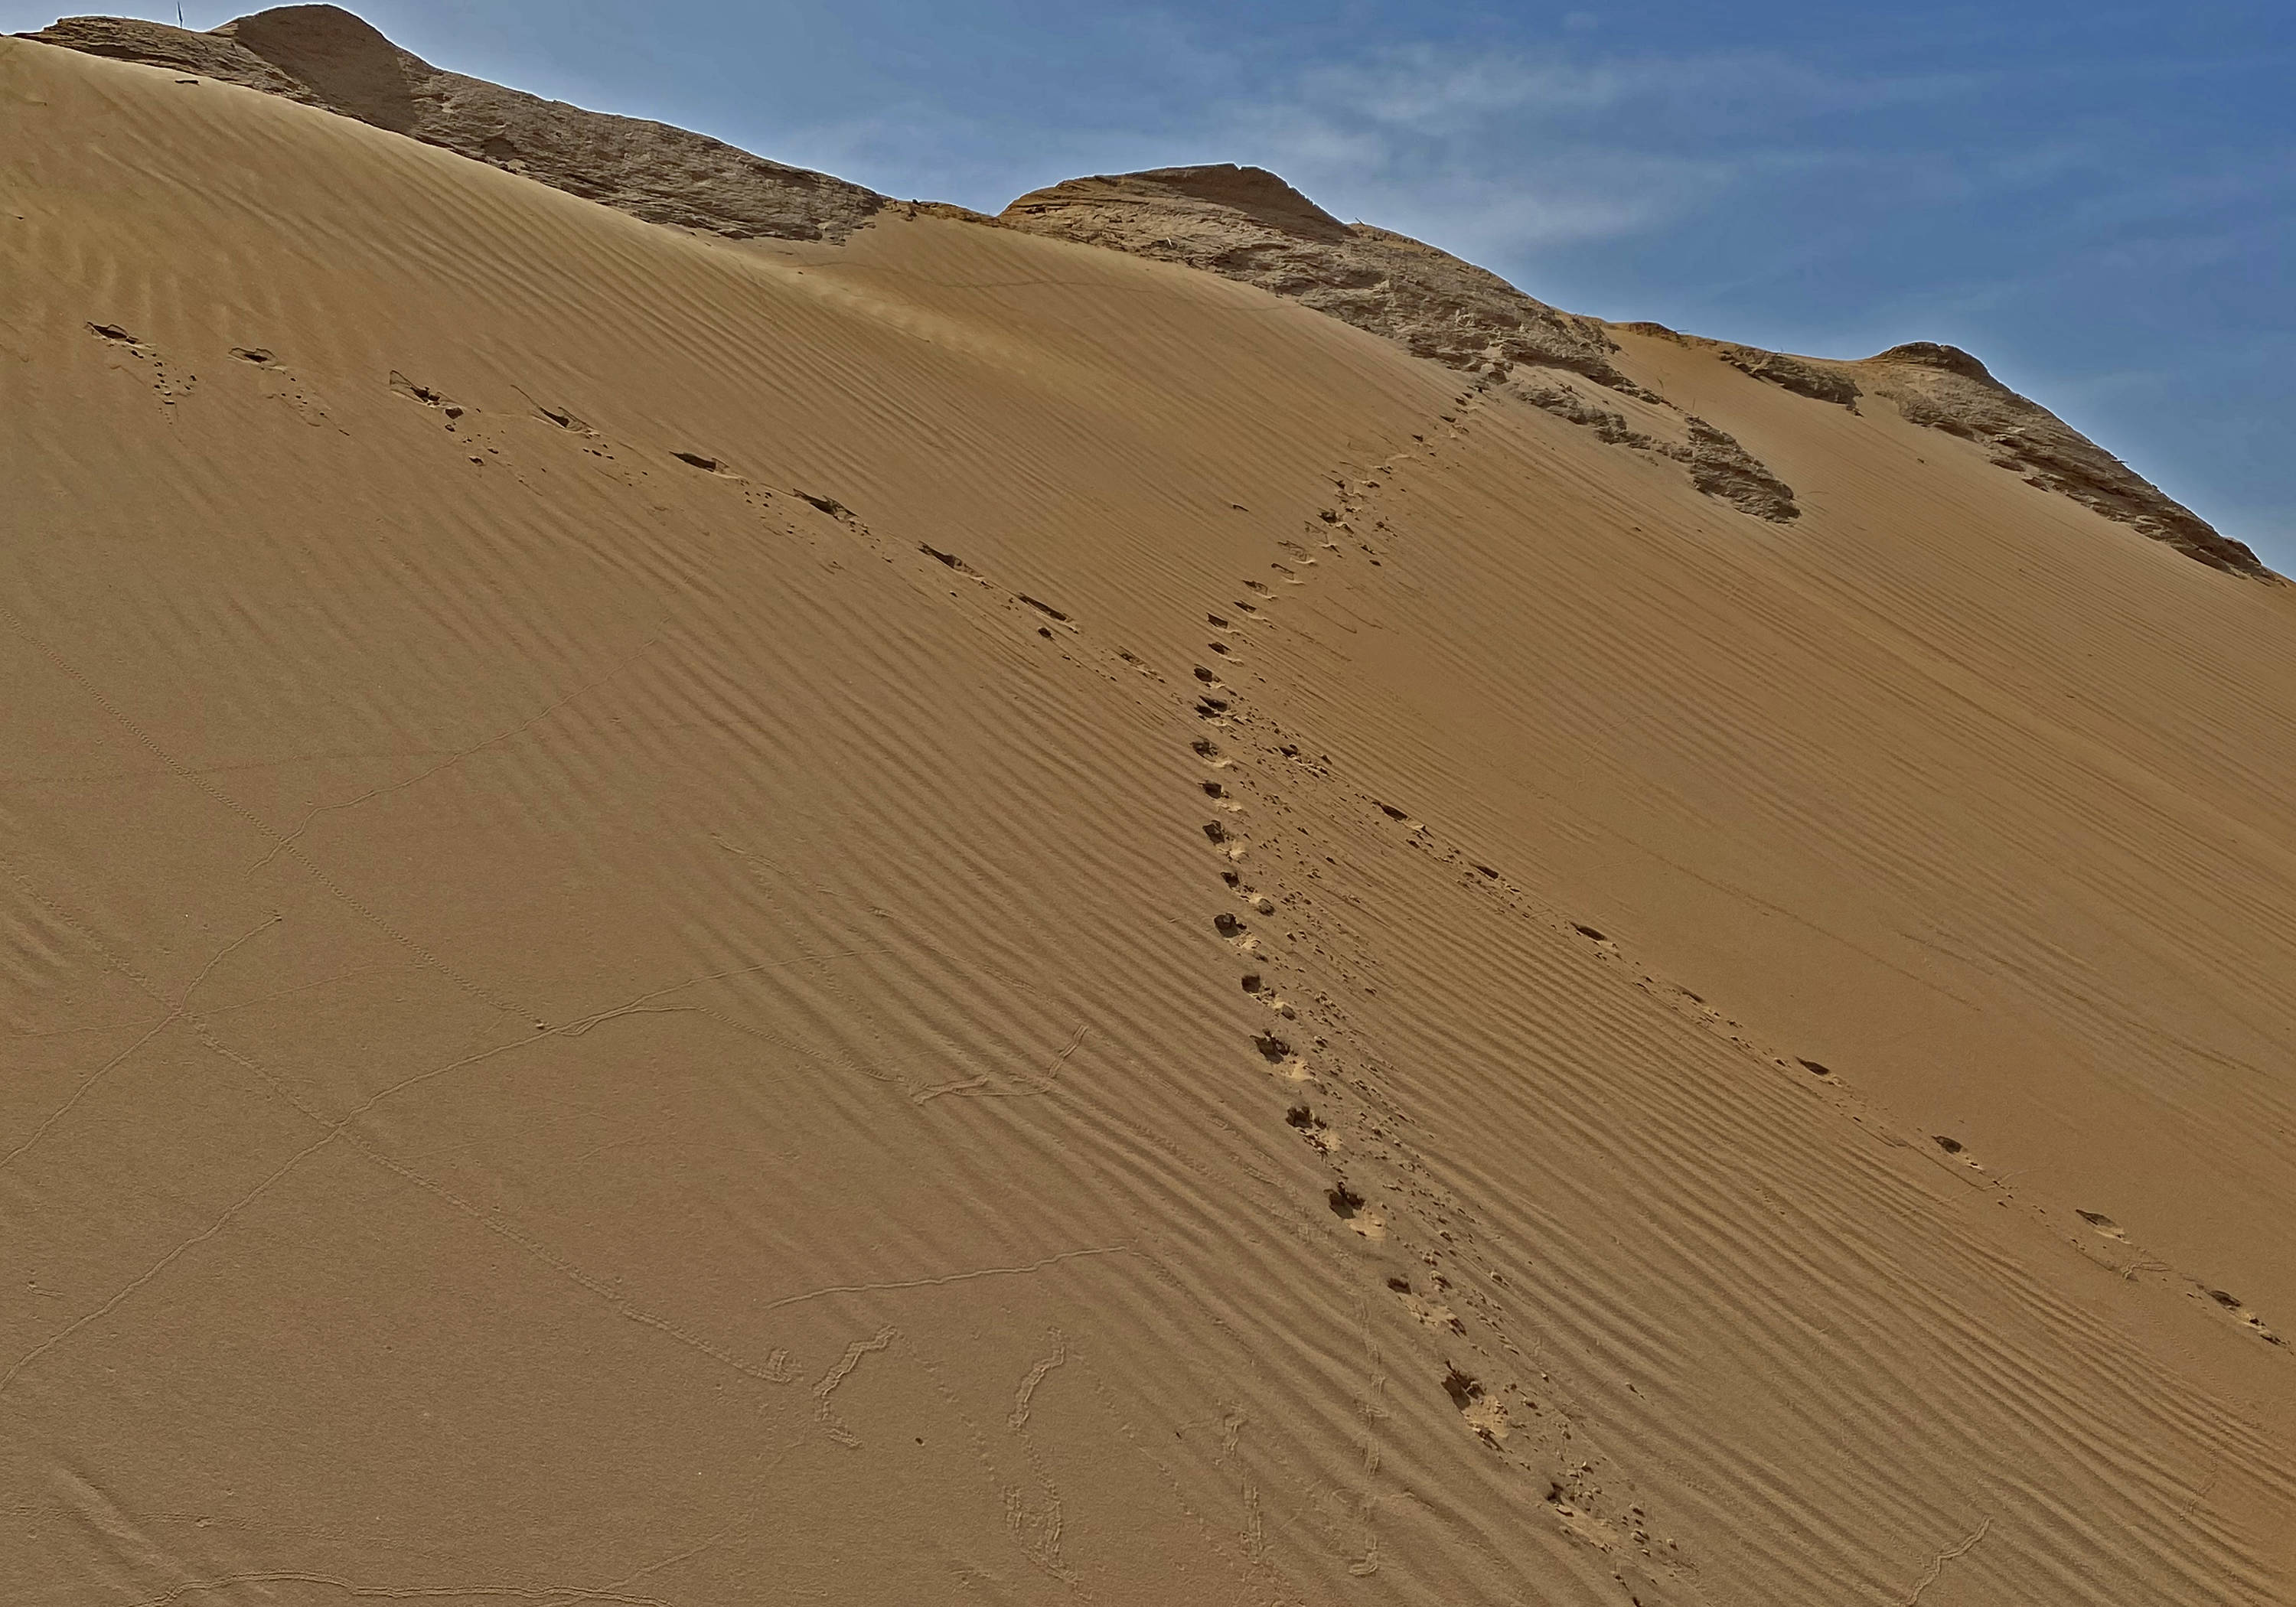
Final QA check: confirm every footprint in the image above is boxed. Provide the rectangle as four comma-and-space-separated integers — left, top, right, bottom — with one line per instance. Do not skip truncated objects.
90, 322, 194, 407
1392, 1283, 1462, 1334
1440, 1367, 1479, 1411
230, 345, 333, 426
1286, 1104, 1335, 1152
1327, 1182, 1386, 1237
389, 370, 450, 409
2201, 1288, 2285, 1345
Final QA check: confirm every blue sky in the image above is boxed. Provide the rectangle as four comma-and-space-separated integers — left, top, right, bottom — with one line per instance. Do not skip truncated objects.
18, 1, 2291, 570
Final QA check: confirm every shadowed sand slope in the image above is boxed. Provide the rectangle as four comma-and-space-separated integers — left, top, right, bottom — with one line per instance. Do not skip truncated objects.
5, 33, 2296, 1607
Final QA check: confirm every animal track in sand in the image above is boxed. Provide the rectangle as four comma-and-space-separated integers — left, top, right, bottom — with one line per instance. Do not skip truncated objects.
88, 321, 194, 409
228, 344, 335, 427
1285, 1103, 1336, 1153
1442, 1366, 1508, 1443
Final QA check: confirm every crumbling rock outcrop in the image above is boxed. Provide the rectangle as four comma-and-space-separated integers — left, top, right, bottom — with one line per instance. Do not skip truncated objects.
1000, 165, 1628, 388
21, 10, 2260, 569
1000, 165, 1804, 521
1857, 344, 2265, 578
18, 5, 888, 242
1511, 376, 1800, 522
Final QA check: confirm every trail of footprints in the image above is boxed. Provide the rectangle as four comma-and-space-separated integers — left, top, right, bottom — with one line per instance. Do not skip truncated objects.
1166, 386, 1713, 1602
83, 322, 2275, 1580
1153, 383, 2283, 1592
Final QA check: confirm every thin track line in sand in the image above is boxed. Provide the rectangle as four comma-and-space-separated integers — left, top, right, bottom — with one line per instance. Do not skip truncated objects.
912, 1022, 1091, 1103
0, 912, 282, 1174
762, 1245, 1131, 1313
1899, 1515, 1991, 1606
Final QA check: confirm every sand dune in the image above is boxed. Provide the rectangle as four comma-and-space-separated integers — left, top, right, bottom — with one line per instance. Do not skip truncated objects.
5, 15, 2294, 1605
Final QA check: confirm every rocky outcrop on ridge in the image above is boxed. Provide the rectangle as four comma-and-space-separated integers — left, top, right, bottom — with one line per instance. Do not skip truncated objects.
22, 11, 2262, 567
1000, 165, 1803, 522
18, 5, 888, 242
1857, 343, 2265, 577
1001, 165, 1626, 386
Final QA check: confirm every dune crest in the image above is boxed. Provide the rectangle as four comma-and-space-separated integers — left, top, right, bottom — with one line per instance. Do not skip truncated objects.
21, 5, 888, 240
1002, 164, 1806, 522
32, 5, 2255, 571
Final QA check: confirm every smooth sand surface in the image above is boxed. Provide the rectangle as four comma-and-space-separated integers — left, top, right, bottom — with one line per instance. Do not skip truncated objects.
5, 38, 2295, 1606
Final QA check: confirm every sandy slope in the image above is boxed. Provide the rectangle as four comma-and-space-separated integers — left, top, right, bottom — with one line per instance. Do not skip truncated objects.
5, 36, 2295, 1607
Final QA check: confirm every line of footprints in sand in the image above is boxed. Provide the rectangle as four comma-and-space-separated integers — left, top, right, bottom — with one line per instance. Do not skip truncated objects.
1160, 388, 1761, 1596
99, 321, 2279, 1368
1173, 385, 2285, 1585
1187, 384, 2282, 1366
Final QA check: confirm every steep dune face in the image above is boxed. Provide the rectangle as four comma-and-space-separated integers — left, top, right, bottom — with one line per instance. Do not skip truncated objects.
6, 28, 2296, 1607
